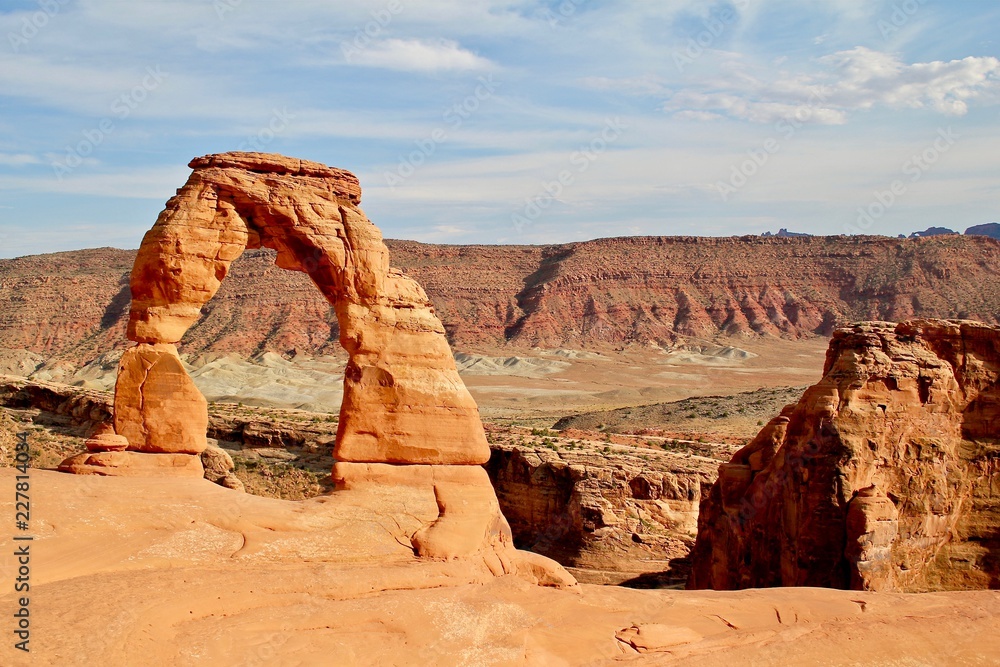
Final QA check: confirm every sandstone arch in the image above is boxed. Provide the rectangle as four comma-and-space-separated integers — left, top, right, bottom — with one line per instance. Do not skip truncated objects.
124, 151, 489, 466
57, 152, 561, 572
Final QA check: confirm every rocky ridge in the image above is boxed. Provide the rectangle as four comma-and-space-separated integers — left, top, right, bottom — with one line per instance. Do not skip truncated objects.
3, 235, 1000, 361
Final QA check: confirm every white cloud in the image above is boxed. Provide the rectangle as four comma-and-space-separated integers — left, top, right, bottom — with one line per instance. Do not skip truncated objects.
346, 38, 493, 72
433, 225, 468, 235
821, 48, 1000, 115
664, 47, 1000, 124
580, 75, 666, 96
672, 110, 723, 122
0, 165, 189, 199
0, 153, 41, 167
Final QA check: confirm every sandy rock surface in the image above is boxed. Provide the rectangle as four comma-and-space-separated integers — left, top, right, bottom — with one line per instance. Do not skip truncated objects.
2, 469, 998, 667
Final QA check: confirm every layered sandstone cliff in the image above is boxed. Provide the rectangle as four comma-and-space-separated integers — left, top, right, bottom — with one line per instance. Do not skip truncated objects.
689, 319, 1000, 592
487, 440, 716, 585
3, 235, 1000, 361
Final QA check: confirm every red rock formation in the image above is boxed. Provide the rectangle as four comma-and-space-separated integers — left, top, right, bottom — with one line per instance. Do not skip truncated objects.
124, 151, 487, 466
56, 152, 557, 577
5, 236, 1000, 361
487, 440, 715, 585
689, 319, 1000, 592
59, 450, 207, 477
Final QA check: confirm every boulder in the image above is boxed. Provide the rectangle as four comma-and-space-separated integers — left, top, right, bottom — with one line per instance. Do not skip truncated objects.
201, 442, 245, 492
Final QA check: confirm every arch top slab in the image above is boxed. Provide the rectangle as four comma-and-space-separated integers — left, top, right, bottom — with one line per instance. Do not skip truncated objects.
122, 151, 490, 466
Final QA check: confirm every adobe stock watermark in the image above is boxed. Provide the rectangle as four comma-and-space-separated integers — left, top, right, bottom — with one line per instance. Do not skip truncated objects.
878, 0, 928, 40
538, 0, 586, 28
383, 75, 500, 190
511, 117, 626, 233
236, 108, 295, 152
12, 430, 32, 653
716, 88, 829, 202
340, 0, 404, 63
7, 0, 69, 52
847, 127, 958, 234
51, 66, 167, 180
673, 0, 749, 72
214, 0, 244, 21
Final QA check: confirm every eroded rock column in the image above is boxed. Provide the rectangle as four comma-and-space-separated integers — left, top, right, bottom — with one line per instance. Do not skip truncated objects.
59, 342, 208, 477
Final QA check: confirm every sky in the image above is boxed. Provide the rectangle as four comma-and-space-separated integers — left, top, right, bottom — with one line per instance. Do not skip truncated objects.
0, 0, 998, 258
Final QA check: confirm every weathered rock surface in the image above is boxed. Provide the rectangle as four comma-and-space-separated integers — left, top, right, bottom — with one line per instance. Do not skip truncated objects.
200, 441, 245, 492
689, 319, 1000, 592
58, 450, 205, 477
5, 236, 1000, 361
334, 462, 517, 572
3, 468, 1000, 667
113, 343, 208, 454
488, 439, 716, 585
84, 432, 129, 452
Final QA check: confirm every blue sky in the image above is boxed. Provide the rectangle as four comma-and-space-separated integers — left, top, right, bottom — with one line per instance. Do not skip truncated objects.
0, 0, 998, 258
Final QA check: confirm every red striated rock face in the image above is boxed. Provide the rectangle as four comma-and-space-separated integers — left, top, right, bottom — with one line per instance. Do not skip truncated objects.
4, 236, 1000, 360
387, 235, 1000, 348
688, 319, 1000, 592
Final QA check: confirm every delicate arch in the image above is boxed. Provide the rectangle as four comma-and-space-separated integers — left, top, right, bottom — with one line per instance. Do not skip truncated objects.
121, 152, 489, 465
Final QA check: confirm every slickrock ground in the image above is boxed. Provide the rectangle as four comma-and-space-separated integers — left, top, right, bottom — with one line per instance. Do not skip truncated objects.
2, 468, 999, 666
691, 319, 1000, 592
2, 235, 1000, 361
